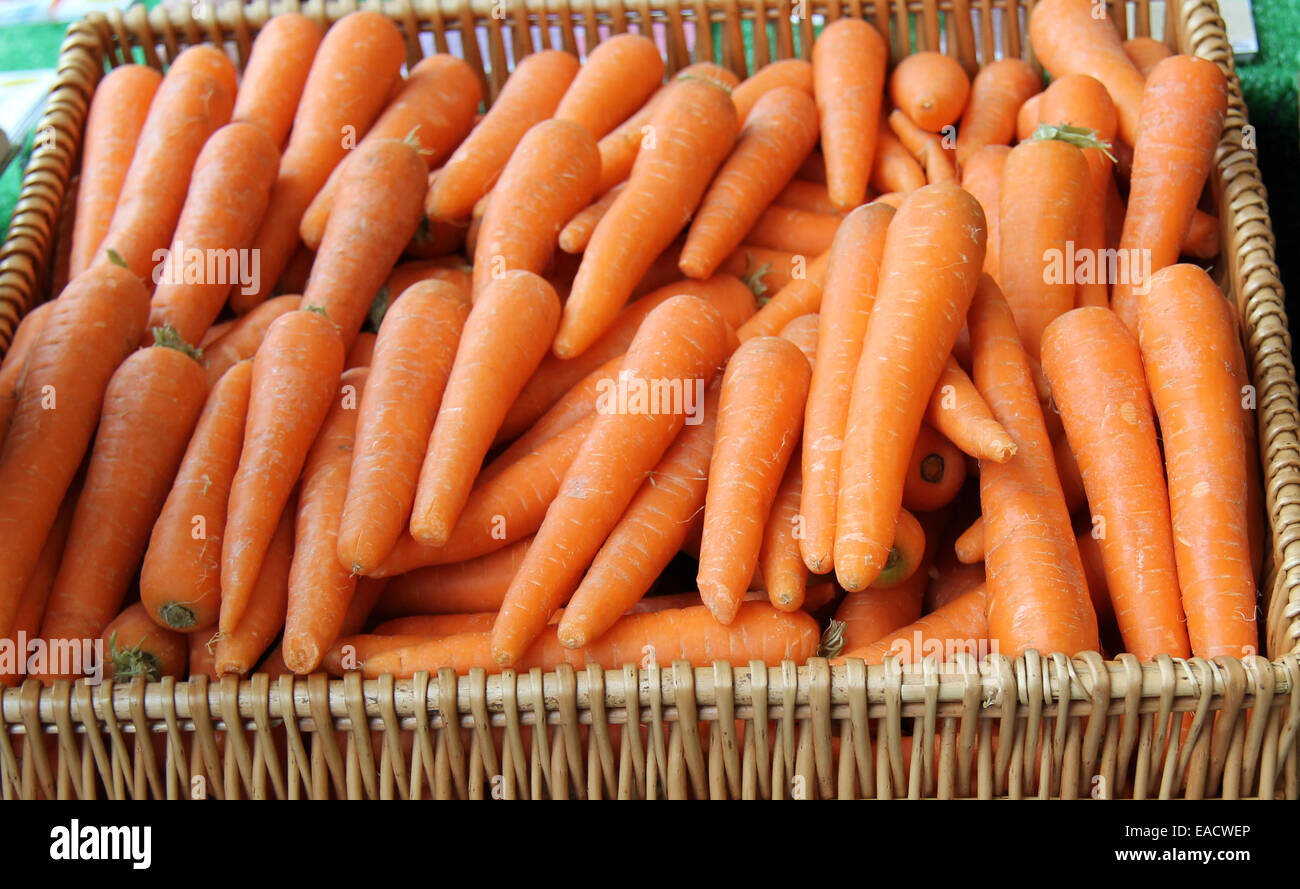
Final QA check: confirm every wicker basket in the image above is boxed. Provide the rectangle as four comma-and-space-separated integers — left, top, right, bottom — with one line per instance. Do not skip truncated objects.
0, 0, 1298, 800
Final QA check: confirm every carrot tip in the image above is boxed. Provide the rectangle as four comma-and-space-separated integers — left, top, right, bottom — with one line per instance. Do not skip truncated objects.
988, 440, 1018, 463
556, 626, 584, 649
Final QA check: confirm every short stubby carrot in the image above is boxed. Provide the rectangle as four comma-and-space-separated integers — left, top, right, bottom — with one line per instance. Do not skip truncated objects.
812, 18, 887, 210
219, 308, 345, 635
970, 276, 1098, 657
800, 202, 894, 574
373, 536, 533, 617
337, 281, 469, 574
924, 357, 1016, 463
101, 604, 188, 682
428, 50, 580, 221
889, 51, 970, 133
553, 33, 665, 140
556, 78, 739, 359
731, 59, 814, 123
491, 295, 734, 665
1040, 306, 1189, 659
201, 294, 300, 387
472, 119, 600, 297
699, 336, 812, 623
230, 13, 323, 147
836, 586, 987, 665
410, 271, 561, 546
141, 359, 252, 632
835, 184, 986, 592
955, 58, 1041, 170
67, 64, 162, 278
1137, 265, 1257, 659
679, 86, 819, 279
214, 500, 294, 675
39, 327, 208, 646
0, 266, 148, 636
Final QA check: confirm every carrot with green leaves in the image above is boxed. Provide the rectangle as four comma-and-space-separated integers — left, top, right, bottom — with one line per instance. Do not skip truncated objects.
955, 58, 1041, 169
231, 13, 322, 147
553, 33, 666, 140
812, 18, 887, 210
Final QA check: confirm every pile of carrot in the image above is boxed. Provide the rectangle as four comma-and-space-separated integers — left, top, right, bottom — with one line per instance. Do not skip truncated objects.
0, 2, 1263, 691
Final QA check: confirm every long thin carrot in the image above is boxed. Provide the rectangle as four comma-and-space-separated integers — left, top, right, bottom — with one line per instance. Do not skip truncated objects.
889, 51, 970, 133
735, 250, 831, 340
283, 368, 368, 674
0, 488, 74, 686
300, 54, 481, 248
140, 360, 252, 632
970, 275, 1098, 657
732, 59, 814, 123
1040, 306, 1189, 659
0, 265, 148, 636
230, 13, 322, 147
870, 123, 927, 194
556, 78, 738, 359
924, 357, 1016, 463
237, 11, 406, 311
428, 50, 580, 221
553, 33, 665, 140
337, 280, 468, 574
472, 120, 600, 297
214, 497, 294, 675
145, 122, 280, 345
679, 86, 819, 279
67, 65, 162, 278
373, 536, 533, 617
1137, 265, 1257, 659
558, 184, 625, 255
812, 18, 887, 210
835, 184, 986, 592
101, 604, 188, 682
39, 326, 208, 645
955, 58, 1041, 170
492, 295, 733, 664
799, 202, 894, 574
200, 294, 300, 387
837, 586, 987, 665
699, 335, 811, 623
219, 308, 345, 635
759, 457, 808, 610
1109, 56, 1227, 332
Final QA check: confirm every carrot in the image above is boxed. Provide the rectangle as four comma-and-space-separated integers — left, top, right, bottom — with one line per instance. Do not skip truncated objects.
145, 122, 280, 345
374, 536, 534, 617
214, 498, 294, 675
1073, 521, 1115, 628
732, 59, 815, 123
472, 120, 600, 296
558, 183, 625, 255
498, 275, 754, 444
959, 147, 1009, 283
679, 86, 819, 279
93, 63, 236, 278
870, 123, 927, 194
1122, 37, 1173, 79
902, 426, 967, 513
799, 202, 895, 573
778, 313, 819, 364
837, 586, 987, 665
373, 614, 497, 636
719, 246, 801, 298
0, 266, 149, 636
188, 631, 217, 680
372, 602, 818, 678
556, 78, 738, 359
323, 634, 438, 674
39, 326, 207, 647
797, 149, 827, 184
0, 301, 52, 445
1016, 93, 1042, 141
301, 138, 429, 349
997, 136, 1090, 360
557, 381, 722, 647
868, 508, 927, 590
101, 604, 187, 682
219, 308, 345, 635
888, 110, 956, 184
384, 258, 475, 308
826, 566, 926, 655
956, 58, 1041, 169
742, 205, 841, 257
492, 295, 733, 664
0, 488, 74, 686
926, 560, 986, 612
835, 184, 986, 592
1040, 306, 1189, 659
924, 357, 1016, 463
237, 11, 406, 311
774, 179, 841, 216
1182, 209, 1220, 260
282, 368, 368, 673
231, 13, 323, 147
889, 51, 970, 133
736, 250, 831, 340
67, 65, 162, 278
954, 515, 985, 565
759, 458, 809, 610
345, 332, 376, 369
428, 50, 580, 221
300, 54, 482, 248
970, 275, 1098, 657
140, 359, 252, 632
699, 335, 811, 623
812, 18, 888, 210
201, 294, 300, 387
554, 34, 665, 140
1052, 432, 1087, 515
337, 280, 469, 574
1110, 56, 1227, 332
1028, 0, 1147, 145
1137, 265, 1257, 659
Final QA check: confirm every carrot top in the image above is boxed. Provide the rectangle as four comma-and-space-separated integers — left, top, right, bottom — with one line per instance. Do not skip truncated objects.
107, 631, 165, 682
1030, 121, 1116, 162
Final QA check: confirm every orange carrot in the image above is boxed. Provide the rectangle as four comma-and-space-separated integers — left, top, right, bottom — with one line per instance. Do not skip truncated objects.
337, 280, 469, 574
719, 245, 800, 298
219, 308, 345, 635
870, 123, 927, 194
1122, 37, 1173, 79
799, 202, 894, 574
888, 110, 956, 184
554, 34, 666, 140
837, 586, 987, 665
558, 183, 625, 255
141, 360, 252, 632
736, 250, 831, 340
924, 357, 1016, 463
1137, 265, 1257, 659
742, 205, 841, 257
869, 508, 927, 590
214, 498, 295, 675
1182, 209, 1220, 260
902, 426, 966, 513
926, 560, 986, 612
960, 145, 1009, 281
889, 51, 970, 132
0, 301, 52, 445
835, 184, 986, 592
0, 489, 74, 686
384, 258, 474, 307
731, 59, 815, 123
556, 78, 738, 359
1016, 94, 1042, 142
954, 515, 985, 565
759, 458, 808, 610
101, 604, 187, 682
374, 536, 533, 617
428, 50, 580, 221
1052, 432, 1087, 515
778, 313, 819, 364
231, 13, 323, 147
956, 58, 1041, 169
1040, 306, 1189, 659
774, 178, 841, 215
812, 19, 888, 210
373, 614, 497, 636
201, 294, 300, 387
828, 566, 926, 655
